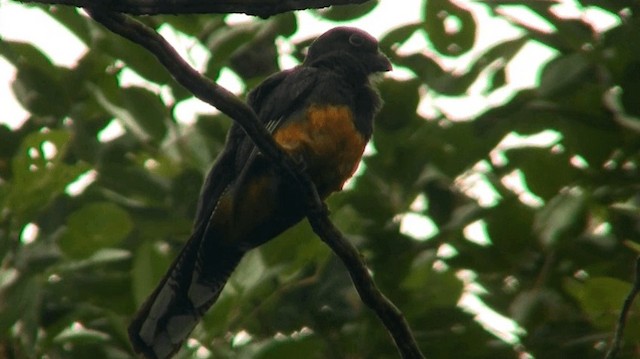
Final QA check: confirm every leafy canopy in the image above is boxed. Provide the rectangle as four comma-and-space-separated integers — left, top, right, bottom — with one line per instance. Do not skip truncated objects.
0, 1, 639, 358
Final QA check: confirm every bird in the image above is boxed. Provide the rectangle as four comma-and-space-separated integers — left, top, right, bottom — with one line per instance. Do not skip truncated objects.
128, 26, 392, 359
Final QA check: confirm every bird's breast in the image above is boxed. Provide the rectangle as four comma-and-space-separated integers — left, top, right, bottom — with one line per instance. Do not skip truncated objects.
273, 104, 367, 196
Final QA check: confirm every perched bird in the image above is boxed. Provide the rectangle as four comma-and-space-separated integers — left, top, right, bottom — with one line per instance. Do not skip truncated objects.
128, 26, 392, 359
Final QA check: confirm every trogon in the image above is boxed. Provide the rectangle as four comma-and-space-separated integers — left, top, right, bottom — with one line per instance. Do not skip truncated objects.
128, 26, 392, 359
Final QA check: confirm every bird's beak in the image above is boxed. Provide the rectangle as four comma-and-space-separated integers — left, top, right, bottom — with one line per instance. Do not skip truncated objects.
371, 52, 393, 73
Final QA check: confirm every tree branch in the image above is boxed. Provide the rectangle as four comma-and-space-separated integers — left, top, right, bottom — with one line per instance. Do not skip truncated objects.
21, 0, 368, 17
308, 214, 425, 359
85, 9, 295, 182
605, 257, 640, 359
85, 9, 425, 359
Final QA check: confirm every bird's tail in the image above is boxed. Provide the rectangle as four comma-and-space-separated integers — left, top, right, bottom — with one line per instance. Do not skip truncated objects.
128, 223, 244, 359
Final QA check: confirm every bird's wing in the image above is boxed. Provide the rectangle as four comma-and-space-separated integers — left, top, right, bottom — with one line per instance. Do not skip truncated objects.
186, 65, 320, 327
230, 66, 319, 199
128, 66, 319, 359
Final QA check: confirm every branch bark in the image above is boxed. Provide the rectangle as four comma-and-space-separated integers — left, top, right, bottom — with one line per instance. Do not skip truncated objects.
85, 8, 425, 359
21, 0, 368, 17
605, 257, 640, 359
307, 214, 425, 359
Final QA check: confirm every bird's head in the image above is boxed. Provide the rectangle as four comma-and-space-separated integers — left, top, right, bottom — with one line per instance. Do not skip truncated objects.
303, 27, 392, 76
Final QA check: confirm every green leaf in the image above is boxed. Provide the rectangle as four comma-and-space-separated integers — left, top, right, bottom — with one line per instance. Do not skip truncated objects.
131, 240, 172, 305
92, 25, 174, 85
206, 24, 259, 79
625, 240, 640, 254
379, 23, 423, 55
6, 130, 90, 225
274, 12, 298, 37
483, 198, 535, 255
45, 5, 92, 45
538, 52, 591, 97
579, 0, 634, 14
402, 252, 463, 309
254, 335, 324, 359
525, 7, 594, 52
534, 191, 587, 248
59, 248, 131, 272
420, 121, 502, 175
11, 65, 70, 117
229, 30, 279, 80
0, 275, 41, 335
424, 0, 476, 56
620, 61, 640, 117
0, 125, 21, 180
14, 240, 62, 276
54, 325, 111, 344
96, 164, 169, 205
0, 40, 53, 70
59, 202, 133, 259
558, 114, 619, 167
488, 66, 507, 92
395, 37, 527, 95
476, 36, 527, 88
223, 14, 297, 80
120, 87, 169, 142
50, 264, 135, 315
505, 146, 577, 201
376, 78, 421, 131
90, 85, 168, 143
565, 277, 640, 338
395, 53, 446, 88
259, 221, 328, 274
161, 14, 225, 39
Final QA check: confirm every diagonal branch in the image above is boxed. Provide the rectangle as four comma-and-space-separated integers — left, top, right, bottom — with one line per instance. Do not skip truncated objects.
605, 257, 640, 359
307, 214, 425, 359
85, 9, 299, 187
85, 9, 425, 359
20, 0, 369, 17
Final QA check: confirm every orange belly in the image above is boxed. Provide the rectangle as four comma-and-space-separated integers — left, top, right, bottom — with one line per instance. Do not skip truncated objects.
208, 105, 366, 246
273, 104, 366, 196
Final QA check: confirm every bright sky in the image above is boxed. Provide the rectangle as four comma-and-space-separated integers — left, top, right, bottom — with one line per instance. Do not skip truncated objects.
0, 0, 621, 351
0, 0, 543, 128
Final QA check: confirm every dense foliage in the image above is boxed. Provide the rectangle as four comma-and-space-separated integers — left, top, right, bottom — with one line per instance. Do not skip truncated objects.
1, 0, 639, 358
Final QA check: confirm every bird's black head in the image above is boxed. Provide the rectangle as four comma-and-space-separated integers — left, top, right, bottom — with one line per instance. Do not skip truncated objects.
303, 27, 392, 78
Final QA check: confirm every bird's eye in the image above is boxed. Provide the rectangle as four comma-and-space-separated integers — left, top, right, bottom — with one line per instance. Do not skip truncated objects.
349, 34, 365, 47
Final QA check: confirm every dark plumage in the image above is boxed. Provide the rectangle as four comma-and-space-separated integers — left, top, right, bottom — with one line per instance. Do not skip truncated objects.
128, 26, 391, 359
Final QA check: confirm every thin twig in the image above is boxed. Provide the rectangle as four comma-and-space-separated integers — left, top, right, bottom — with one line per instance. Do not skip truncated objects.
307, 214, 425, 359
605, 257, 640, 359
85, 10, 293, 176
86, 9, 424, 359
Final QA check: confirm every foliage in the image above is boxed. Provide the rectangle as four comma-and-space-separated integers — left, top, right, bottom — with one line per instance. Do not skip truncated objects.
1, 1, 639, 358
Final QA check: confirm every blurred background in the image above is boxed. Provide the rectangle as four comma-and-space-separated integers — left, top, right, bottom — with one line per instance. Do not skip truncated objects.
0, 0, 639, 358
